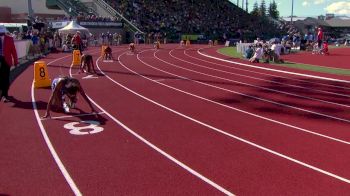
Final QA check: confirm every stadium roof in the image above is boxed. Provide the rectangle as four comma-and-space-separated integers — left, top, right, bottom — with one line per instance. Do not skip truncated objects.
325, 18, 350, 28
281, 16, 308, 22
302, 17, 329, 26
335, 16, 350, 20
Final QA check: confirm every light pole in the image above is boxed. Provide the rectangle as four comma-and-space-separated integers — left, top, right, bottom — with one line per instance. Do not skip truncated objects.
291, 0, 294, 24
246, 0, 248, 12
28, 0, 34, 19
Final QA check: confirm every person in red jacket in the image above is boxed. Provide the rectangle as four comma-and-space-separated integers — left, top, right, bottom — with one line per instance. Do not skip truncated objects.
317, 27, 323, 48
0, 25, 18, 102
71, 31, 82, 52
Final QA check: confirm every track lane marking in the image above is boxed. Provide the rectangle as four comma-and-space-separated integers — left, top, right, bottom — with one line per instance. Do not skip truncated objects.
171, 49, 350, 99
184, 48, 350, 90
40, 112, 105, 120
31, 54, 85, 196
94, 53, 235, 195
154, 78, 185, 82
98, 49, 350, 184
141, 49, 350, 144
198, 48, 350, 83
31, 48, 120, 195
154, 50, 350, 121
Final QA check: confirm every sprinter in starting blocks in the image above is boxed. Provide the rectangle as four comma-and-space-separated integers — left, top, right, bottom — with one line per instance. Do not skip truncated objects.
129, 43, 136, 53
42, 76, 97, 118
186, 40, 191, 46
154, 40, 161, 49
208, 40, 213, 47
80, 54, 97, 74
180, 40, 185, 47
103, 45, 114, 62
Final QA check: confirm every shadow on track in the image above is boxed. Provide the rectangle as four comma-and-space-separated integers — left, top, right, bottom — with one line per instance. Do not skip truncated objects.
213, 76, 350, 124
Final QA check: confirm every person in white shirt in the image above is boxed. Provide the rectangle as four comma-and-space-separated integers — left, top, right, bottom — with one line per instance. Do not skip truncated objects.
62, 43, 71, 53
271, 42, 283, 63
249, 44, 263, 63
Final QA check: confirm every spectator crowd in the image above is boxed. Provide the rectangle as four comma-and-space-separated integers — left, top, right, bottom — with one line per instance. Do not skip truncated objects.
104, 0, 267, 41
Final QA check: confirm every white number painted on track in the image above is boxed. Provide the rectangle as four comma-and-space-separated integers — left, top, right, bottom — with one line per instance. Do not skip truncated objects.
64, 121, 104, 135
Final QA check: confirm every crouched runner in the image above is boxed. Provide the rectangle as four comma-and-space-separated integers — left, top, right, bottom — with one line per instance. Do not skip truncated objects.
43, 76, 96, 118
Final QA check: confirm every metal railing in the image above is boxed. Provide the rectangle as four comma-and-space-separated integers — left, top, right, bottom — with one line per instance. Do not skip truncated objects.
56, 0, 79, 17
94, 0, 144, 35
56, 0, 98, 17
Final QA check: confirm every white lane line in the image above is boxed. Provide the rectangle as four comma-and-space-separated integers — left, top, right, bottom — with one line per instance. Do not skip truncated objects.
113, 49, 350, 184
28, 48, 178, 196
32, 54, 84, 196
82, 75, 99, 79
154, 78, 184, 82
167, 49, 350, 110
143, 49, 350, 144
185, 48, 350, 90
198, 49, 350, 83
146, 49, 350, 144
32, 48, 110, 195
152, 50, 350, 123
286, 59, 350, 71
95, 54, 235, 196
173, 49, 350, 99
40, 112, 105, 121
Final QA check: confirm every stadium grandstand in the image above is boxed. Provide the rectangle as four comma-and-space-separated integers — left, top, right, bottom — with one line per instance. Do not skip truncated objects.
96, 0, 287, 42
0, 0, 304, 45
46, 0, 289, 43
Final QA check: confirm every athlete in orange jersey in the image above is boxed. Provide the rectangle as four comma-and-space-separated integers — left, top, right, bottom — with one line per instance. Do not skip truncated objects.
129, 43, 135, 53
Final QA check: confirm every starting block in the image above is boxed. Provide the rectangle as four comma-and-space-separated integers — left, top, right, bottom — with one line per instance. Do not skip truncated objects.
71, 50, 81, 67
34, 61, 51, 88
103, 60, 114, 63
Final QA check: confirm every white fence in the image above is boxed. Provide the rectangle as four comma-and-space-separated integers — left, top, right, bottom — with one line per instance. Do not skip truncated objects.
236, 43, 253, 54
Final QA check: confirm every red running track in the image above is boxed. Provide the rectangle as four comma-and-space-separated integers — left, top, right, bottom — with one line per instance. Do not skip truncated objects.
283, 47, 350, 70
2, 44, 350, 195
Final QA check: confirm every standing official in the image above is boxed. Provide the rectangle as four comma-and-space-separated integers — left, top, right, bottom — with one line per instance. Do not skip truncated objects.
317, 27, 323, 48
71, 31, 82, 52
0, 25, 18, 102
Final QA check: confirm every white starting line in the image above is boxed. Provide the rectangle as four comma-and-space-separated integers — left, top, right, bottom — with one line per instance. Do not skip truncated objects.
40, 112, 105, 121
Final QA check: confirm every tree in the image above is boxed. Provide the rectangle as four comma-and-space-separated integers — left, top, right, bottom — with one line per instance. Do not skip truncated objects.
259, 0, 267, 17
251, 1, 259, 16
268, 0, 279, 19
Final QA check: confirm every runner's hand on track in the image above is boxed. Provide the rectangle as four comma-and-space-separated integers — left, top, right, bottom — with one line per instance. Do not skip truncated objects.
91, 109, 98, 118
42, 112, 51, 119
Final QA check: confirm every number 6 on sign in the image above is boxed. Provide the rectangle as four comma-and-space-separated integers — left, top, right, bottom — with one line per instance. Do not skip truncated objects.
64, 121, 104, 135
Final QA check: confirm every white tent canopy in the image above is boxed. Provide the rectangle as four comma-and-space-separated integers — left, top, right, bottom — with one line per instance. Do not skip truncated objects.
58, 21, 90, 38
